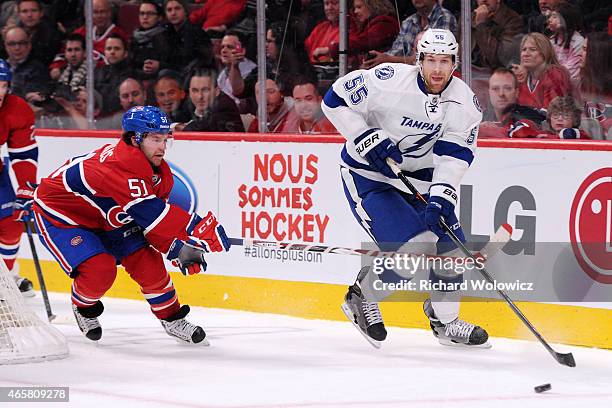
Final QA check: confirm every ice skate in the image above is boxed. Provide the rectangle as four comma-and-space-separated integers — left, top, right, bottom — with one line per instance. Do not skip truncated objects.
423, 299, 490, 348
341, 283, 387, 348
160, 305, 208, 345
72, 301, 103, 341
15, 276, 35, 297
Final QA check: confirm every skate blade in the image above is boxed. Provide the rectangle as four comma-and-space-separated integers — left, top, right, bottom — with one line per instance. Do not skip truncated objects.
438, 338, 492, 349
341, 302, 381, 349
20, 290, 36, 298
174, 337, 210, 346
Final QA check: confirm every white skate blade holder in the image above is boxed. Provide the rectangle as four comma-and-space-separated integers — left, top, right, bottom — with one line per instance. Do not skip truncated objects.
438, 337, 492, 349
174, 337, 210, 346
341, 302, 381, 349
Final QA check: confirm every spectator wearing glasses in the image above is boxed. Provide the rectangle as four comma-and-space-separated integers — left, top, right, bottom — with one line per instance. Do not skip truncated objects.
2, 26, 51, 102
508, 95, 590, 139
131, 0, 169, 81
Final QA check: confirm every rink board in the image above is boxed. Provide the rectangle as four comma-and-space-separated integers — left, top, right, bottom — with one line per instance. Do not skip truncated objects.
14, 130, 612, 349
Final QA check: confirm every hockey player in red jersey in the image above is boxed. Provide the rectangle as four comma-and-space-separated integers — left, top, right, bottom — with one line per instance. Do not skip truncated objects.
0, 58, 37, 296
32, 105, 231, 344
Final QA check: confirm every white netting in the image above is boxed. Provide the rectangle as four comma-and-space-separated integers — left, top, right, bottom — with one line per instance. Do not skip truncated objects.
0, 259, 68, 364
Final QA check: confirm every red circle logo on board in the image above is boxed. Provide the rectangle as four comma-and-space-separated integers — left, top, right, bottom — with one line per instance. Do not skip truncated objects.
569, 168, 612, 283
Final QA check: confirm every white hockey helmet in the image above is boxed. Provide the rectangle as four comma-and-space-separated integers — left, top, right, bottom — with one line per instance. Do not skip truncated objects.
416, 29, 459, 67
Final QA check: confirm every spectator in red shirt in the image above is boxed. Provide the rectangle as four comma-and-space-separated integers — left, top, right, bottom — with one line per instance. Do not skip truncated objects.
73, 0, 129, 55
248, 75, 295, 133
509, 95, 590, 139
325, 0, 398, 69
189, 0, 246, 38
49, 0, 128, 76
511, 32, 571, 110
283, 76, 337, 134
304, 0, 341, 64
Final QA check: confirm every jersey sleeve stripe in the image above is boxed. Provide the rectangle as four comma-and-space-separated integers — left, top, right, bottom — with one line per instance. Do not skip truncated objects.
7, 144, 38, 153
9, 158, 38, 166
79, 162, 97, 195
34, 195, 79, 226
142, 203, 170, 235
433, 140, 474, 165
323, 88, 348, 108
124, 195, 157, 211
8, 147, 38, 161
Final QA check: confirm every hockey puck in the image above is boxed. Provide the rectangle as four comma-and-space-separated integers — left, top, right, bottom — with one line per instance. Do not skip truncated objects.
534, 384, 551, 393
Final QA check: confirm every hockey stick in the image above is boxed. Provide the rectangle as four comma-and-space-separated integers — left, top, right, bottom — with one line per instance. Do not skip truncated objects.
386, 158, 576, 367
23, 218, 55, 322
230, 223, 511, 272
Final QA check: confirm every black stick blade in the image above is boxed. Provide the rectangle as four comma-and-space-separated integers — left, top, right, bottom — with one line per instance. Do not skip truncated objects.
556, 352, 576, 367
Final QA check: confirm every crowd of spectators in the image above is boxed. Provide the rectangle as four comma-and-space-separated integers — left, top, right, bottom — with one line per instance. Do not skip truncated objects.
0, 0, 609, 139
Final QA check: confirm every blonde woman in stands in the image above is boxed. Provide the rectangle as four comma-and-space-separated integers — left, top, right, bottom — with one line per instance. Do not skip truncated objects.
510, 32, 571, 110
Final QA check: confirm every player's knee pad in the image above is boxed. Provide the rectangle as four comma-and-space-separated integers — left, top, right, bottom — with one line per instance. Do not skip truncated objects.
0, 215, 23, 243
122, 246, 167, 288
74, 253, 118, 295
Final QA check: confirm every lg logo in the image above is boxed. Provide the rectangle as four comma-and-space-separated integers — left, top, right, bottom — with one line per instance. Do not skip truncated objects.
570, 168, 612, 283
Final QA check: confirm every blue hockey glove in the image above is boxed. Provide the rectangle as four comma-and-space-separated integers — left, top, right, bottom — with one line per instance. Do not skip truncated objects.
424, 184, 459, 238
14, 182, 37, 221
168, 239, 208, 276
559, 128, 579, 139
354, 128, 403, 178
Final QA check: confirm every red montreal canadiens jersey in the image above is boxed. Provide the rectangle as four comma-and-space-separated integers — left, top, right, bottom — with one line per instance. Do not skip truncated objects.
34, 139, 193, 253
0, 94, 37, 189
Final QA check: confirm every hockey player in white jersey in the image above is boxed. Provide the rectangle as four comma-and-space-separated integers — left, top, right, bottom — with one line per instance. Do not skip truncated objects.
321, 29, 489, 348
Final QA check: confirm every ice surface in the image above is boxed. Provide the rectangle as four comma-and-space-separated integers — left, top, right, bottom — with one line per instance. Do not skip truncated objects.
1, 293, 611, 408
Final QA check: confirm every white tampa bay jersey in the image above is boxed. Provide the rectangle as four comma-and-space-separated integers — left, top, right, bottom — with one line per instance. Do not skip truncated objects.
321, 63, 482, 194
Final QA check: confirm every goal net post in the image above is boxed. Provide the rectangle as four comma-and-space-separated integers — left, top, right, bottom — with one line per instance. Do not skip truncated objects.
0, 259, 68, 365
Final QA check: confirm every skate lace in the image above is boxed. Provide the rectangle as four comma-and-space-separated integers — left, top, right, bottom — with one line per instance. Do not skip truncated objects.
74, 311, 99, 332
363, 302, 383, 325
164, 318, 197, 341
444, 319, 474, 340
